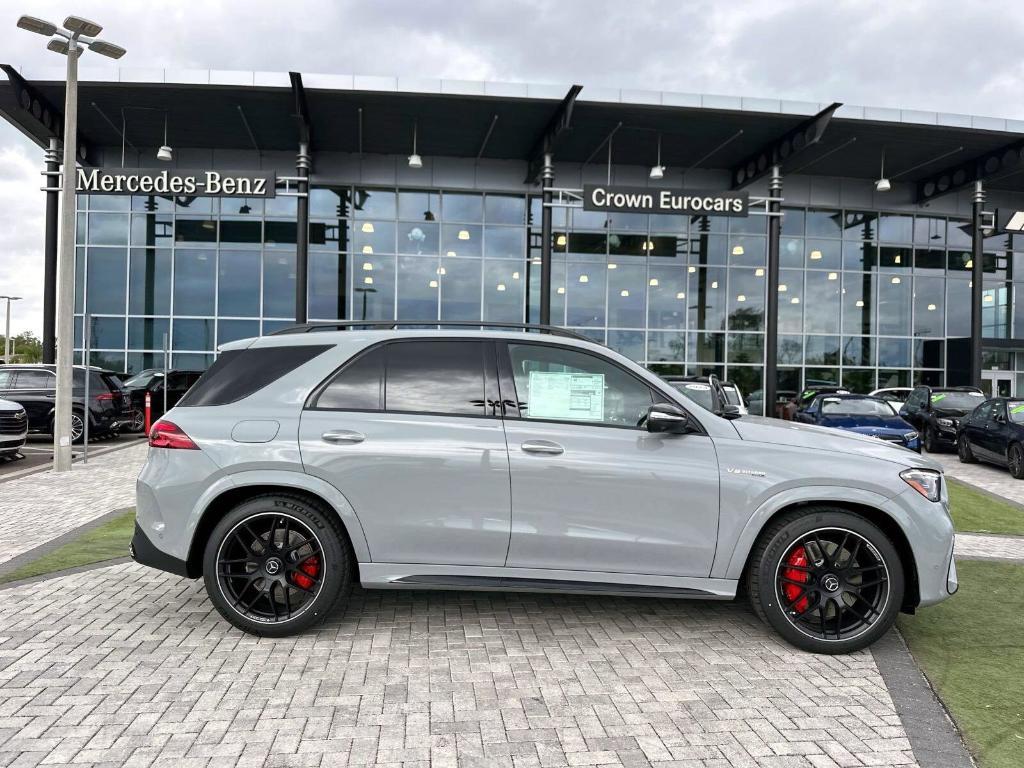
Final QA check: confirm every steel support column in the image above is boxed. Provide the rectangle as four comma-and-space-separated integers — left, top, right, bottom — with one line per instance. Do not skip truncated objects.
970, 180, 985, 388
295, 142, 311, 324
539, 153, 554, 325
763, 166, 783, 417
42, 138, 59, 364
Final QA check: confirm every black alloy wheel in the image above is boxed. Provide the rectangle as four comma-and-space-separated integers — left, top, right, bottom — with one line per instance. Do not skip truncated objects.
958, 434, 976, 463
129, 407, 145, 432
748, 508, 904, 654
203, 494, 352, 636
1009, 444, 1024, 480
53, 412, 86, 444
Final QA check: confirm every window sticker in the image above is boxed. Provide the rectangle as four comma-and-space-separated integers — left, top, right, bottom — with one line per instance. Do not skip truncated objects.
685, 383, 711, 391
1010, 404, 1024, 415
931, 393, 946, 403
527, 371, 605, 421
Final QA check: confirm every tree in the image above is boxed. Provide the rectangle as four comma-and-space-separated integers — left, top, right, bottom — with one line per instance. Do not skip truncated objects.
0, 332, 43, 363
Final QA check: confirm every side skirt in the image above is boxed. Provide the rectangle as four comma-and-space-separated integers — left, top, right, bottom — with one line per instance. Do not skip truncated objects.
359, 563, 737, 600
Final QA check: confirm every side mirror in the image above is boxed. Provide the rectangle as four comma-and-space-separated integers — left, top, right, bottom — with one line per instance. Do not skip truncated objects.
721, 404, 742, 420
645, 402, 692, 434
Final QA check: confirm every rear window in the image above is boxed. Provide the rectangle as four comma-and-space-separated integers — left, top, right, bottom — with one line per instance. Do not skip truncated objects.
178, 345, 332, 407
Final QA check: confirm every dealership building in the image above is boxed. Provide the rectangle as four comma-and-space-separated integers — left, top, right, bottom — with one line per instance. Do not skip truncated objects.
4, 65, 1024, 412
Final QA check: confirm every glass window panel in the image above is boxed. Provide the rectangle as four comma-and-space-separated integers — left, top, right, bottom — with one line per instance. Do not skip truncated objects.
217, 319, 260, 345
842, 369, 875, 393
354, 220, 396, 255
607, 211, 648, 232
309, 251, 347, 320
173, 250, 215, 316
219, 219, 262, 245
529, 196, 568, 229
878, 246, 911, 271
397, 256, 438, 320
878, 338, 911, 367
128, 248, 170, 315
649, 212, 687, 234
218, 251, 261, 317
353, 255, 395, 321
395, 221, 437, 256
75, 248, 85, 313
727, 268, 765, 331
805, 335, 840, 366
805, 367, 840, 386
947, 250, 973, 273
727, 235, 766, 267
483, 261, 525, 323
484, 194, 525, 225
607, 265, 645, 327
877, 369, 910, 388
688, 233, 727, 266
566, 232, 607, 259
806, 209, 842, 238
913, 276, 945, 338
727, 333, 763, 365
310, 221, 348, 252
439, 257, 482, 321
261, 320, 293, 335
842, 336, 873, 366
570, 206, 607, 229
689, 332, 725, 364
128, 317, 169, 350
915, 339, 945, 368
878, 214, 913, 243
86, 248, 127, 314
175, 197, 213, 214
265, 187, 297, 217
566, 263, 607, 327
778, 269, 804, 334
805, 239, 841, 269
842, 211, 877, 240
727, 366, 762, 410
398, 189, 439, 221
915, 216, 946, 246
692, 215, 727, 235
647, 266, 687, 330
262, 251, 296, 318
386, 340, 485, 415
914, 369, 944, 386
484, 226, 525, 259
982, 282, 1011, 338
730, 216, 766, 235
126, 351, 162, 374
87, 351, 125, 372
608, 233, 654, 259
87, 213, 129, 246
607, 330, 644, 360
778, 334, 803, 365
914, 248, 945, 274
131, 195, 172, 212
842, 272, 876, 336
781, 237, 804, 268
878, 274, 911, 335
842, 241, 878, 271
221, 196, 264, 217
264, 220, 297, 246
442, 193, 483, 222
781, 208, 805, 237
174, 217, 217, 244
947, 219, 972, 248
647, 331, 686, 363
130, 213, 173, 246
88, 316, 124, 349
88, 194, 130, 212
308, 188, 349, 219
172, 353, 214, 371
946, 278, 970, 336
76, 212, 87, 244
441, 224, 481, 258
353, 188, 396, 219
527, 261, 567, 325
688, 266, 727, 331
804, 270, 841, 333
172, 319, 214, 350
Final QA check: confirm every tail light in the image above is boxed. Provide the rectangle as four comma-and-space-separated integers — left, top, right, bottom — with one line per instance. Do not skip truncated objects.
149, 420, 199, 450
94, 392, 115, 401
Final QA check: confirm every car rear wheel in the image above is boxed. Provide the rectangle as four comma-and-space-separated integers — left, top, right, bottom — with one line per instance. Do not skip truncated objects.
747, 508, 904, 654
1008, 444, 1024, 479
202, 493, 352, 637
129, 407, 145, 432
958, 434, 976, 463
51, 412, 86, 444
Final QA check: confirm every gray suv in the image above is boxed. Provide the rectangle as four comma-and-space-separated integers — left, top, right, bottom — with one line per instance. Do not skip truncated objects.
132, 323, 957, 653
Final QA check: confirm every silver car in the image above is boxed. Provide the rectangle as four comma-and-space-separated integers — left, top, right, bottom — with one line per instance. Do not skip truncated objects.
0, 398, 27, 457
132, 325, 957, 654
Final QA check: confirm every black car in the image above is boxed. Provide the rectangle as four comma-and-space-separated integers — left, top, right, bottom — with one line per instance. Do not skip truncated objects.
0, 365, 131, 443
122, 369, 203, 431
957, 397, 1024, 478
899, 385, 985, 452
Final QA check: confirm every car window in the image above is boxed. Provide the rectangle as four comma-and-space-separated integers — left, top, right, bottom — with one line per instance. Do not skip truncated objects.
385, 340, 487, 416
0, 370, 13, 389
821, 397, 896, 416
930, 390, 985, 410
974, 401, 995, 422
15, 370, 55, 389
669, 381, 714, 411
722, 386, 742, 406
1008, 401, 1024, 424
508, 343, 655, 428
313, 346, 385, 410
178, 345, 332, 407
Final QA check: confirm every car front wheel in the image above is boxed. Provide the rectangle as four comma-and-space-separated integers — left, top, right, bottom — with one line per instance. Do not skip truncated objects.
923, 426, 937, 453
958, 434, 976, 463
1008, 444, 1024, 479
747, 508, 904, 654
202, 493, 352, 637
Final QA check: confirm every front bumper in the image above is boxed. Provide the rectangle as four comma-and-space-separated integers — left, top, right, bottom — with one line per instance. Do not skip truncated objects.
932, 424, 959, 446
130, 521, 190, 577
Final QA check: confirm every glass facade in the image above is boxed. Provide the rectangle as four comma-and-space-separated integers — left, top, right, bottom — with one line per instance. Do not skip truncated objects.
74, 185, 1024, 412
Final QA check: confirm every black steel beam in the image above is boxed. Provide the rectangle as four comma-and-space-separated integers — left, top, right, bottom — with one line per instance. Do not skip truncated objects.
290, 73, 312, 324
916, 141, 1024, 203
288, 71, 312, 147
730, 102, 841, 189
524, 84, 583, 184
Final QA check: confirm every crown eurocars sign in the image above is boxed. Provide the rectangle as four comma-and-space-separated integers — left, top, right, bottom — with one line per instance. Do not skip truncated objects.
583, 184, 748, 217
77, 168, 276, 197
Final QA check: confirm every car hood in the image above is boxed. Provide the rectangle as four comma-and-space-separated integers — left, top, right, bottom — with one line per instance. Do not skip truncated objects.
732, 416, 940, 469
817, 414, 913, 434
932, 407, 970, 418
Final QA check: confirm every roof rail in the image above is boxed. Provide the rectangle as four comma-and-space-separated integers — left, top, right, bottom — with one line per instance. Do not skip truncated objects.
269, 320, 594, 343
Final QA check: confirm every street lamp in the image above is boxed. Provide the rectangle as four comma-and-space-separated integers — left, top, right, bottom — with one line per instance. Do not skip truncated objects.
17, 14, 125, 472
0, 296, 22, 363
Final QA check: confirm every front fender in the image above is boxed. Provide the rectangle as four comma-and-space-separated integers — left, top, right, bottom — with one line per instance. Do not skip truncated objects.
188, 469, 372, 563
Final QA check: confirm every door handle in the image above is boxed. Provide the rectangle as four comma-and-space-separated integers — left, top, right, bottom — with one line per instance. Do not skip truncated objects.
521, 440, 564, 455
321, 429, 365, 445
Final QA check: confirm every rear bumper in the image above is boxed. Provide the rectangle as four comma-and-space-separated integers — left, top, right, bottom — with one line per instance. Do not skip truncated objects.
130, 521, 190, 577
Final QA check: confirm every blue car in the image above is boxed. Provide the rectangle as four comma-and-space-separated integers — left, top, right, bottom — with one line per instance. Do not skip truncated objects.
796, 393, 921, 452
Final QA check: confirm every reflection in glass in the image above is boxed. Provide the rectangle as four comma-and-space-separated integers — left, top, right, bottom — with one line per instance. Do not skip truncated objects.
129, 248, 170, 315
87, 248, 128, 314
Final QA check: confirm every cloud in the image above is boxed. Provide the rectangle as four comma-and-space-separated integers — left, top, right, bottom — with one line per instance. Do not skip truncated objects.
0, 123, 45, 336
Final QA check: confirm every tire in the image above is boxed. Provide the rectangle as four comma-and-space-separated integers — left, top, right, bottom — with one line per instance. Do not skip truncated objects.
129, 408, 145, 433
1008, 444, 1024, 480
958, 434, 976, 463
51, 411, 86, 444
923, 426, 937, 453
747, 507, 905, 654
202, 493, 353, 637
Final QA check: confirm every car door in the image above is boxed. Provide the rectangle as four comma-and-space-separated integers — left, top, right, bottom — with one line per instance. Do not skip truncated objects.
12, 369, 56, 431
983, 400, 1011, 464
899, 386, 928, 431
299, 338, 512, 567
962, 401, 993, 460
499, 341, 720, 578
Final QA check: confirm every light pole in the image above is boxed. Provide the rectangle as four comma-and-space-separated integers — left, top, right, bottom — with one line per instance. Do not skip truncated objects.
0, 296, 22, 362
16, 15, 125, 471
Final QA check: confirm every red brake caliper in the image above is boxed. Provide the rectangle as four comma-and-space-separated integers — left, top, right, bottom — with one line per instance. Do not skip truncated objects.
292, 556, 319, 590
782, 545, 810, 613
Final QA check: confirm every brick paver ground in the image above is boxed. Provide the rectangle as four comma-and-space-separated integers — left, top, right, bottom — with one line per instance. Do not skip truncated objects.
929, 449, 1024, 507
0, 443, 147, 565
0, 563, 919, 768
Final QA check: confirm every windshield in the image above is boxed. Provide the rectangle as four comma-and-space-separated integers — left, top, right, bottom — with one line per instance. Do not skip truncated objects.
124, 371, 162, 388
821, 397, 897, 417
1009, 402, 1024, 424
930, 391, 985, 410
670, 381, 715, 411
722, 385, 742, 406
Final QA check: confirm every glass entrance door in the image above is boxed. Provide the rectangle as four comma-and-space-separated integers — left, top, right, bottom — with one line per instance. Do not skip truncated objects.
981, 370, 1014, 398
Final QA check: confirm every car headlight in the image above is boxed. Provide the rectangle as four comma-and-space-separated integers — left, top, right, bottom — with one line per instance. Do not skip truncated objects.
900, 468, 942, 502
936, 418, 954, 427
903, 431, 918, 442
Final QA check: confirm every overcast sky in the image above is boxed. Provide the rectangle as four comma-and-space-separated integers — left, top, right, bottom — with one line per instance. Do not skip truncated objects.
1, 0, 1020, 336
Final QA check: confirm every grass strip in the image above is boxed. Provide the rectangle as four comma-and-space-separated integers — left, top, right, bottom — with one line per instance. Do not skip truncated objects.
947, 477, 1024, 535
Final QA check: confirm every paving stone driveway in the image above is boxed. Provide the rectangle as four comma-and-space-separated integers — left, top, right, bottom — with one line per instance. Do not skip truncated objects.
0, 564, 917, 768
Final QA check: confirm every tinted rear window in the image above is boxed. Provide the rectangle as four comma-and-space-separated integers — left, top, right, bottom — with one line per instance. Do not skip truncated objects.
178, 344, 331, 407
386, 341, 486, 415
313, 346, 385, 410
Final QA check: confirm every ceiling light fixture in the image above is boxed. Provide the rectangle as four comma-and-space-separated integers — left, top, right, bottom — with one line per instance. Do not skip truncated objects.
512, 271, 520, 279
875, 147, 891, 192
408, 120, 423, 168
791, 297, 801, 304
557, 286, 565, 295
362, 262, 373, 271
607, 263, 617, 270
363, 276, 374, 285
755, 268, 765, 277
156, 112, 172, 162
579, 274, 589, 283
809, 249, 822, 260
732, 245, 744, 256
556, 234, 567, 247
620, 289, 630, 297
737, 294, 746, 302
361, 222, 374, 233
855, 299, 864, 307
362, 245, 373, 254
649, 133, 665, 180
649, 278, 659, 286
429, 279, 438, 288
676, 292, 685, 299
458, 229, 470, 240
828, 272, 838, 280
497, 283, 506, 292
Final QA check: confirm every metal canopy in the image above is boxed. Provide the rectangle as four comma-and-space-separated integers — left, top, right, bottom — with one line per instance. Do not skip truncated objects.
3, 70, 1024, 192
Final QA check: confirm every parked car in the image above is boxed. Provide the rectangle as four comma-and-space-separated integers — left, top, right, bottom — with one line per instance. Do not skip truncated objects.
957, 397, 1024, 478
661, 375, 746, 416
795, 393, 920, 451
747, 388, 797, 418
0, 398, 27, 458
123, 369, 203, 432
870, 387, 914, 404
132, 323, 956, 654
0, 364, 131, 443
899, 385, 985, 452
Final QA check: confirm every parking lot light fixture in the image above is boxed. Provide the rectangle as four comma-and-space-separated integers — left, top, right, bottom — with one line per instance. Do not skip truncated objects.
0, 296, 22, 363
